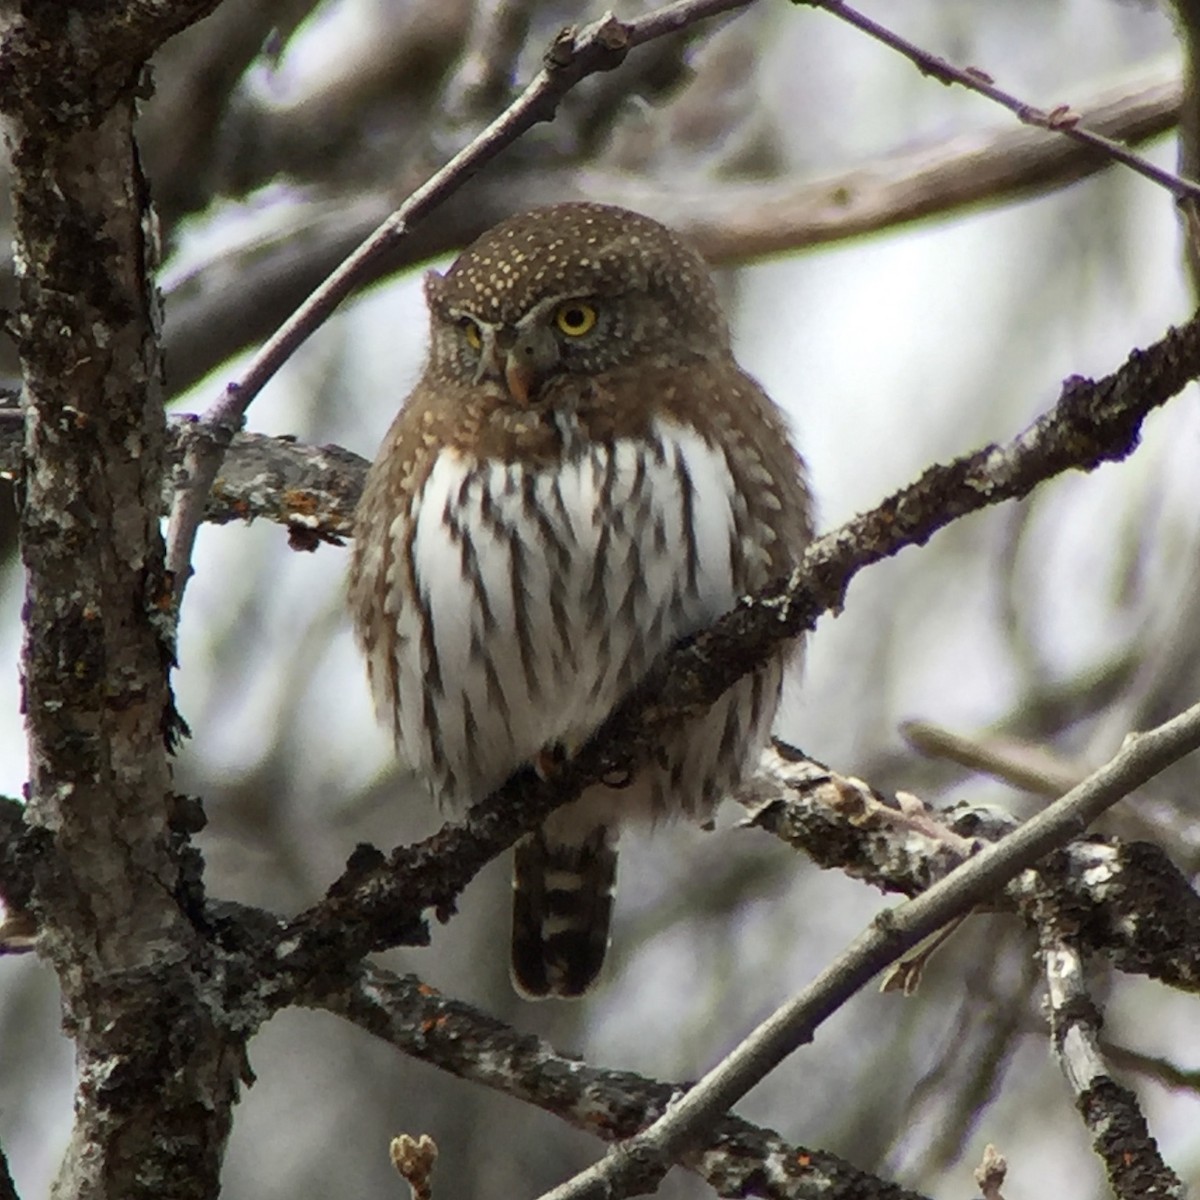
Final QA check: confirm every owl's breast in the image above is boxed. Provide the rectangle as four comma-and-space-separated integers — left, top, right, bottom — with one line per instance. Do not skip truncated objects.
369, 416, 748, 807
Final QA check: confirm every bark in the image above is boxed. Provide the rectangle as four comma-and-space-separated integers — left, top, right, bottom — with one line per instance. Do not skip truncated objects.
0, 6, 241, 1198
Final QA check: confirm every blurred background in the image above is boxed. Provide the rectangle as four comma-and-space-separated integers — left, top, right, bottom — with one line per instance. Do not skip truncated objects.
3, 0, 1200, 1196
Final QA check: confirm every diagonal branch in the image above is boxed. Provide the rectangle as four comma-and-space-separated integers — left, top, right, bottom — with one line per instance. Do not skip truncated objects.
537, 699, 1200, 1200
308, 963, 932, 1200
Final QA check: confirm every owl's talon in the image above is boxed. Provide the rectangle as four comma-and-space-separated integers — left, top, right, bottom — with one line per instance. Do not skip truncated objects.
600, 767, 634, 789
534, 745, 566, 780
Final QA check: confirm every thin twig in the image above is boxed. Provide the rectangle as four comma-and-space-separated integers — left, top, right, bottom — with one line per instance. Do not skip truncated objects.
797, 0, 1200, 202
536, 700, 1200, 1200
901, 719, 1084, 797
163, 0, 761, 599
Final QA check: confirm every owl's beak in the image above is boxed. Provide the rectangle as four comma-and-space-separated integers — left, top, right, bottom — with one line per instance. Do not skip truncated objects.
503, 356, 537, 405
478, 342, 537, 403
492, 324, 558, 405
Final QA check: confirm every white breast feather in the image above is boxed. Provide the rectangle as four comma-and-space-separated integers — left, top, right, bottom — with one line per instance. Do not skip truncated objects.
391, 416, 740, 807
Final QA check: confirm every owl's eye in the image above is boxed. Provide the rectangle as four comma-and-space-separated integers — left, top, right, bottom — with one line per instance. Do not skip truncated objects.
553, 302, 598, 337
458, 317, 482, 350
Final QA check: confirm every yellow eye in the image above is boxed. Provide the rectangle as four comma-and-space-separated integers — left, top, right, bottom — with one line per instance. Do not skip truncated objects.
458, 317, 482, 350
554, 302, 597, 337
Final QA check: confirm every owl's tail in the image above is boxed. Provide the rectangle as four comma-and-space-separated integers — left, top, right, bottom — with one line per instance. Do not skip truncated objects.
511, 825, 617, 999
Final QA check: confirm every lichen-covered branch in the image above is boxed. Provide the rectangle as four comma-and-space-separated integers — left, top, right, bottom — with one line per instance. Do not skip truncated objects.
309, 963, 930, 1200
748, 748, 1200, 992
1041, 934, 1186, 1199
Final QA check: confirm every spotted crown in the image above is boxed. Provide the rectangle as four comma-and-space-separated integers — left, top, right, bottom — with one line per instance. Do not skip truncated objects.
425, 202, 729, 368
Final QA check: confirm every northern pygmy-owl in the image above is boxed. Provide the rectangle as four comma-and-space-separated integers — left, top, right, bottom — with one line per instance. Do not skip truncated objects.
349, 202, 812, 998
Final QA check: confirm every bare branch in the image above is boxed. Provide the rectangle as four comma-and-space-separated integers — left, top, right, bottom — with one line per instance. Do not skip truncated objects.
536, 700, 1200, 1200
798, 0, 1200, 202
901, 720, 1084, 798
170, 424, 367, 540
609, 62, 1181, 261
310, 963, 933, 1200
1041, 936, 1185, 1198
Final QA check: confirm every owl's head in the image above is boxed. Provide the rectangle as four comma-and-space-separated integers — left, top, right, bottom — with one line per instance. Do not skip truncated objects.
423, 203, 729, 404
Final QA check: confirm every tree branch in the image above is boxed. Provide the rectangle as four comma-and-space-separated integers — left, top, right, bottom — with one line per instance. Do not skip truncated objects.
308, 962, 931, 1200
537, 700, 1200, 1200
798, 0, 1200, 202
1041, 934, 1186, 1198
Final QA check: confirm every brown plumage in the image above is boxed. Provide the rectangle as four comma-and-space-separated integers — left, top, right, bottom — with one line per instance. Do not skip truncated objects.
349, 203, 812, 997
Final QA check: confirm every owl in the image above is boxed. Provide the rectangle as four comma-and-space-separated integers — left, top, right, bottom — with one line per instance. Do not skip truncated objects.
349, 202, 812, 998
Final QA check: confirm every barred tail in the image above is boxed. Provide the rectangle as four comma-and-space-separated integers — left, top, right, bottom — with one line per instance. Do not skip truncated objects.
511, 826, 617, 999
